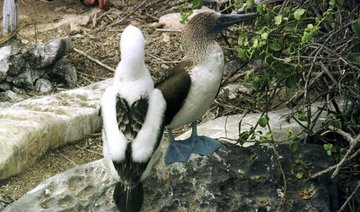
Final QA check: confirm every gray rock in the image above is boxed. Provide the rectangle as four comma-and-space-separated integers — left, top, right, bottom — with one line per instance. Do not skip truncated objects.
1, 90, 22, 102
0, 79, 111, 180
6, 45, 26, 76
11, 86, 26, 95
177, 105, 328, 144
0, 37, 74, 92
28, 37, 72, 69
0, 82, 11, 91
49, 58, 77, 88
10, 67, 35, 90
35, 79, 53, 94
0, 46, 12, 81
0, 101, 12, 108
3, 143, 338, 211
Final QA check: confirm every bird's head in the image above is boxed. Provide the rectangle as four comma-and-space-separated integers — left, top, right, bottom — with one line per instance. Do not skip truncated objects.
182, 11, 258, 41
116, 25, 146, 80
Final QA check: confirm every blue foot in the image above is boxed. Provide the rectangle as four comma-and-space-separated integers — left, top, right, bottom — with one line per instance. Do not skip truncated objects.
164, 122, 222, 164
165, 138, 193, 164
191, 136, 221, 155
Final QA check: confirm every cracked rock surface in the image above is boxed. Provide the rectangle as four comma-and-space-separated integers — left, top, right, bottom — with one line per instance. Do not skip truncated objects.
4, 142, 338, 212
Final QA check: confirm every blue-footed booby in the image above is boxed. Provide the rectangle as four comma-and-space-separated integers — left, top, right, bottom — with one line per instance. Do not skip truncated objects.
101, 25, 166, 212
156, 11, 258, 164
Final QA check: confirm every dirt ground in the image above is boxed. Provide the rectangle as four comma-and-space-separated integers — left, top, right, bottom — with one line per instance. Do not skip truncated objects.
0, 0, 190, 204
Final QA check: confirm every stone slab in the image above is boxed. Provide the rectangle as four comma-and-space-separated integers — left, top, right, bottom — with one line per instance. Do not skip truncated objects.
0, 79, 112, 180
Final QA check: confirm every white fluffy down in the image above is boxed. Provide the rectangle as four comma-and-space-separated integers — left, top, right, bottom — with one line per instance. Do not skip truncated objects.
101, 24, 165, 164
101, 86, 128, 162
131, 89, 166, 162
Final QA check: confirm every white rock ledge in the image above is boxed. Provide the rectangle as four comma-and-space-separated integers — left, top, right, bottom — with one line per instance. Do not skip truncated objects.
0, 79, 112, 180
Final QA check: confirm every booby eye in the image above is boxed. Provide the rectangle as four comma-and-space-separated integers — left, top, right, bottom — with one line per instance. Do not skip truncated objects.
216, 19, 222, 24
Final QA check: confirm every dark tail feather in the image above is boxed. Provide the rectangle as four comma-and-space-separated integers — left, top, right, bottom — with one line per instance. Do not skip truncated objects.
113, 182, 144, 212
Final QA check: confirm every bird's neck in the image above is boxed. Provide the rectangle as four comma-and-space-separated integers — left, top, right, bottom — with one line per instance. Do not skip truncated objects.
115, 60, 147, 81
181, 30, 217, 63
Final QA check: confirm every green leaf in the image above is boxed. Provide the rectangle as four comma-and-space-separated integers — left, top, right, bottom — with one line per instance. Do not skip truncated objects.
256, 3, 265, 13
192, 0, 203, 9
329, 0, 335, 6
237, 48, 247, 59
294, 8, 306, 21
284, 57, 291, 63
252, 38, 259, 48
296, 172, 304, 179
323, 144, 333, 156
261, 32, 269, 40
290, 141, 298, 152
270, 39, 282, 51
288, 130, 300, 142
274, 15, 282, 25
296, 110, 307, 122
258, 115, 269, 127
246, 0, 255, 8
351, 19, 360, 38
346, 52, 360, 64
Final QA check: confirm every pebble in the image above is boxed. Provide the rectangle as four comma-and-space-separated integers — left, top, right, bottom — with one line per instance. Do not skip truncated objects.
35, 79, 53, 94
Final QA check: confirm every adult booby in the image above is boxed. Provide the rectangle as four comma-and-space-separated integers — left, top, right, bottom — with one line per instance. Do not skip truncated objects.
101, 25, 166, 212
156, 11, 258, 164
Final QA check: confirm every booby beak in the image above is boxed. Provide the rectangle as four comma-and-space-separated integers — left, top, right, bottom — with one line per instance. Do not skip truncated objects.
213, 13, 258, 32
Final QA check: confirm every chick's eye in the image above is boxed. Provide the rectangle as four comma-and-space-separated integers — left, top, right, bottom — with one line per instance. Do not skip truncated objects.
216, 19, 221, 24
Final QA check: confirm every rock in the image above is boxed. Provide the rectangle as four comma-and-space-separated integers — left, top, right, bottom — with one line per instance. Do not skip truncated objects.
35, 79, 53, 94
0, 37, 75, 92
0, 46, 12, 81
0, 79, 111, 181
49, 58, 77, 87
28, 37, 72, 69
0, 82, 11, 91
177, 105, 328, 144
0, 101, 12, 108
10, 67, 35, 90
2, 90, 23, 102
70, 22, 82, 35
3, 143, 338, 211
6, 45, 26, 77
11, 86, 26, 95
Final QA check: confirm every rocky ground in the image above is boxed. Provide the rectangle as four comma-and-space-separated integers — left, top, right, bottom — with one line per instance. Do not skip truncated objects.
0, 0, 359, 210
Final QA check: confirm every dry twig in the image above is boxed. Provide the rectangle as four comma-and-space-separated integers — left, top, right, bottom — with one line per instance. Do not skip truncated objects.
108, 1, 147, 27
73, 47, 115, 72
310, 126, 360, 179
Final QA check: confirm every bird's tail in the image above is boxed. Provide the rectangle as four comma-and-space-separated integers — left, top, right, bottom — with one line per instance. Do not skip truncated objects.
113, 182, 144, 212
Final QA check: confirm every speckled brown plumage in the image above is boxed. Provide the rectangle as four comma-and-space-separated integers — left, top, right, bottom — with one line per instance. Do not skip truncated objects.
113, 96, 148, 182
116, 96, 148, 141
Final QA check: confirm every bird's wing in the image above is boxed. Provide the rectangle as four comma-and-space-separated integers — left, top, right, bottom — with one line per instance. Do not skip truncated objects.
113, 96, 151, 182
131, 89, 166, 163
116, 97, 148, 141
101, 86, 128, 162
155, 60, 192, 125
